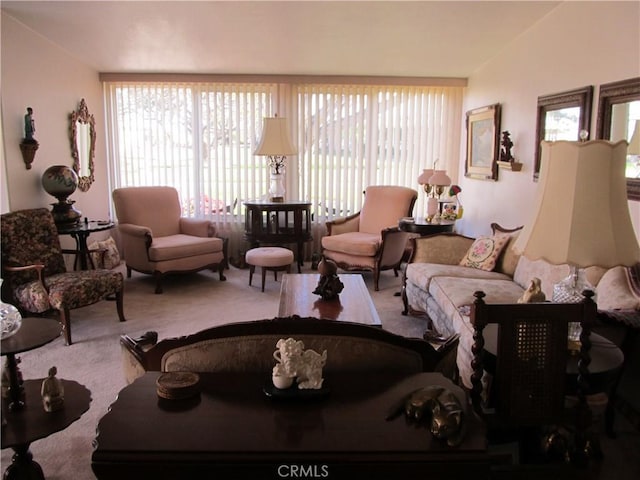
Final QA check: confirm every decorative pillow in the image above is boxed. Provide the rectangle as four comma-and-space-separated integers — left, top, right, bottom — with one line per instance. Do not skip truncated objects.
89, 237, 121, 270
459, 234, 510, 271
595, 266, 640, 311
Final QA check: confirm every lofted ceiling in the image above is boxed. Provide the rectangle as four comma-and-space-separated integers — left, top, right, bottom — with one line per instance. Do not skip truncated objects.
1, 0, 561, 78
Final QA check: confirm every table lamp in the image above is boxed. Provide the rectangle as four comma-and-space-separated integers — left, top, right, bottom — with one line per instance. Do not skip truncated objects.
427, 169, 452, 223
254, 116, 297, 202
513, 140, 640, 340
417, 168, 434, 220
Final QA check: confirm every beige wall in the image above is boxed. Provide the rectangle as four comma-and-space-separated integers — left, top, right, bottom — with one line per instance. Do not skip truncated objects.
1, 13, 110, 248
2, 2, 639, 245
457, 1, 640, 239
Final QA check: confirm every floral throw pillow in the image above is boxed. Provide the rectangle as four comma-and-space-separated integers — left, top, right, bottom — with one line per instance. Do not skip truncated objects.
89, 237, 121, 270
459, 234, 510, 271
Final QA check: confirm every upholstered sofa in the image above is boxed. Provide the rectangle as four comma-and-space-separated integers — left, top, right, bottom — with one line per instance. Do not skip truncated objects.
120, 316, 458, 385
402, 223, 640, 389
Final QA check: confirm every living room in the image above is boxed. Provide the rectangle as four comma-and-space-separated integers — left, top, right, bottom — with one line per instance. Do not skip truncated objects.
1, 1, 639, 479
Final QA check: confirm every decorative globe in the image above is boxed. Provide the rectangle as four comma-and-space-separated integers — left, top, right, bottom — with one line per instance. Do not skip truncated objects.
42, 165, 78, 201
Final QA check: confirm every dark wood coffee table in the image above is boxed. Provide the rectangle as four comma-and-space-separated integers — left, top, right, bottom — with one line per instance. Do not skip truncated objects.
92, 371, 489, 479
278, 274, 381, 326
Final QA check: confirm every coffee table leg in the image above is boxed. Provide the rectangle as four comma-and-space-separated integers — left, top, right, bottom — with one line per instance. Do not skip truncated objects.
4, 444, 45, 480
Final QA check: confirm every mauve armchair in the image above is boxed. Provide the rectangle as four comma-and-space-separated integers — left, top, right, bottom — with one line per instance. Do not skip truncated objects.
321, 185, 417, 291
112, 186, 227, 294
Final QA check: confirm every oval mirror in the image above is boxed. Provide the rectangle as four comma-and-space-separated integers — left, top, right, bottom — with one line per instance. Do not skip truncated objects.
70, 98, 96, 192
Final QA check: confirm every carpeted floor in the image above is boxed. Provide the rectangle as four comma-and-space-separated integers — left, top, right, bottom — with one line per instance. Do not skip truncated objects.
1, 263, 639, 479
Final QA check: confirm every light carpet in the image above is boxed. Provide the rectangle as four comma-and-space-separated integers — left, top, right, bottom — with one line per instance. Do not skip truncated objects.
1, 264, 428, 479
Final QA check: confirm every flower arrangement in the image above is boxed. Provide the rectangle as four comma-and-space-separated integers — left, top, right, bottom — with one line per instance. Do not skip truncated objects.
269, 155, 286, 175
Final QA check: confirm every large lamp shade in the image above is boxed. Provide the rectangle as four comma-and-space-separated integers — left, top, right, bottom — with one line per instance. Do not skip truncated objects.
254, 117, 296, 156
513, 140, 640, 268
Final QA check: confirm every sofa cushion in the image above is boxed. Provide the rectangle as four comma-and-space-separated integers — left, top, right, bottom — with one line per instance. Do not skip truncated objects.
406, 263, 511, 292
321, 232, 380, 257
429, 276, 525, 322
149, 234, 223, 262
459, 234, 509, 271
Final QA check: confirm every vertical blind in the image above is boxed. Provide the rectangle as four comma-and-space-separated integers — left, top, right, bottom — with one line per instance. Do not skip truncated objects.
104, 80, 463, 256
294, 84, 463, 220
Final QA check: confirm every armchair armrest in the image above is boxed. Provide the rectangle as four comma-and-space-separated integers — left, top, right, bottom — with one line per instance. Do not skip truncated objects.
378, 227, 411, 268
326, 212, 361, 236
117, 223, 152, 238
407, 232, 474, 265
3, 263, 47, 296
179, 217, 216, 237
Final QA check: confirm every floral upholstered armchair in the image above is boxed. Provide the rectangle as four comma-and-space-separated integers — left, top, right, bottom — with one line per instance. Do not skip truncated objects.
0, 208, 125, 345
321, 185, 418, 291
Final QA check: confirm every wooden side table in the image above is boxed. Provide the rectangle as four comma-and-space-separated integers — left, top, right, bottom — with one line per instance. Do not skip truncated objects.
243, 201, 312, 272
1, 318, 61, 411
1, 379, 91, 480
398, 218, 455, 235
56, 220, 115, 270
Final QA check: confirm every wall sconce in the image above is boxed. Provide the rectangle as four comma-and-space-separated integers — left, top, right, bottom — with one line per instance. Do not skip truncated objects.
20, 107, 39, 169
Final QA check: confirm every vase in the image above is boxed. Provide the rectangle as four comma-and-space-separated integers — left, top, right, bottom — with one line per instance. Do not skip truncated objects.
42, 165, 82, 224
0, 280, 22, 340
269, 172, 285, 202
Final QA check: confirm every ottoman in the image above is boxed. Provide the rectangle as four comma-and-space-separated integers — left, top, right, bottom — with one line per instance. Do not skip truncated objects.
245, 247, 294, 292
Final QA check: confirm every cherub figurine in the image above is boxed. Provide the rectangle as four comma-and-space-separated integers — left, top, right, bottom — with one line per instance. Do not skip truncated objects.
41, 366, 64, 412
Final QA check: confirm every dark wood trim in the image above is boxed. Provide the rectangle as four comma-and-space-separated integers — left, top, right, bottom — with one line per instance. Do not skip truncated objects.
595, 77, 640, 201
534, 86, 593, 181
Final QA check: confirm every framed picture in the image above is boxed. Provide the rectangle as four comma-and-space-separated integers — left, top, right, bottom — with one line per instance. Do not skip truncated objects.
465, 104, 501, 181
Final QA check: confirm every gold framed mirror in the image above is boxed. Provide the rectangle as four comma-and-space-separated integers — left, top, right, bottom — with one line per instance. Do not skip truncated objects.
70, 98, 96, 192
596, 77, 640, 201
534, 86, 593, 181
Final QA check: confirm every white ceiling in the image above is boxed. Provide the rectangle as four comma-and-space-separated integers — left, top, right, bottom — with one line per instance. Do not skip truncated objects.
1, 0, 561, 77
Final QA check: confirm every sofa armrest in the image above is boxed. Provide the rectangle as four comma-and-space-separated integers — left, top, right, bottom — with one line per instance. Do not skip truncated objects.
326, 212, 360, 236
180, 217, 216, 237
120, 331, 159, 384
407, 232, 474, 265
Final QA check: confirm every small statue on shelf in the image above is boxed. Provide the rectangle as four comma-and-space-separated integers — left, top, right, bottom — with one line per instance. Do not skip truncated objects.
499, 131, 514, 163
313, 257, 344, 301
41, 366, 64, 412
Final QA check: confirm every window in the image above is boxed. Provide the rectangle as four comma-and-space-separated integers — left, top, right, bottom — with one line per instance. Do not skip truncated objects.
105, 79, 463, 256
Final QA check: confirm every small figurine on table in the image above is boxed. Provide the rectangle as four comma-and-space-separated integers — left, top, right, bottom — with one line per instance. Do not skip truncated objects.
41, 366, 64, 412
313, 257, 344, 301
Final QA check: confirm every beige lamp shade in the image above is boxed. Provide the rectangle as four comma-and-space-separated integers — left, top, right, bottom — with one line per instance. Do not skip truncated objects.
254, 117, 297, 156
513, 140, 640, 268
629, 120, 640, 155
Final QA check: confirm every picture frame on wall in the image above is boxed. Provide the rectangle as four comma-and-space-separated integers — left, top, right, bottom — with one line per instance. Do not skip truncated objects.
465, 103, 501, 181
